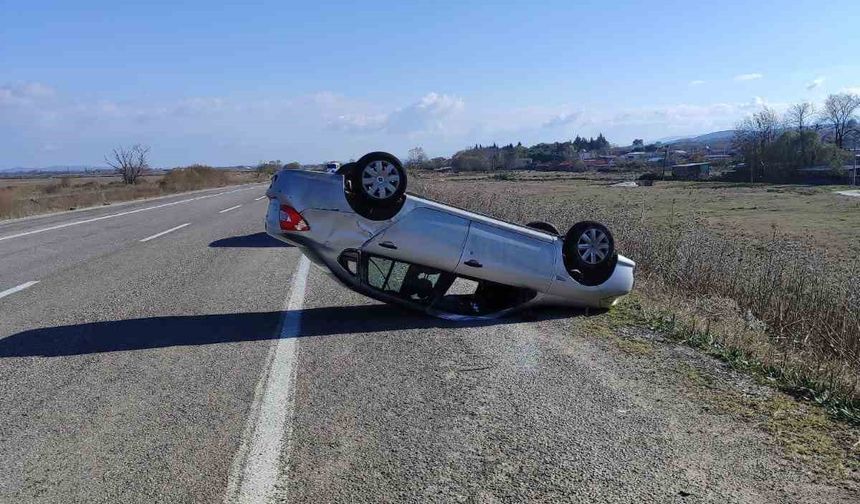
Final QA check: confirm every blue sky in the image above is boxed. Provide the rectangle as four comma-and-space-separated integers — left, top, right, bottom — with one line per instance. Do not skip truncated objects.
1, 0, 858, 168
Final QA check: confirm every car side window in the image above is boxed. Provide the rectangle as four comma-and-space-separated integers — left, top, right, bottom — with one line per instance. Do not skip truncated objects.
365, 255, 444, 306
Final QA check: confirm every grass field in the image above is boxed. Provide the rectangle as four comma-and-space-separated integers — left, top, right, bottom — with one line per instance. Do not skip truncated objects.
427, 172, 860, 257
414, 170, 860, 423
0, 169, 265, 220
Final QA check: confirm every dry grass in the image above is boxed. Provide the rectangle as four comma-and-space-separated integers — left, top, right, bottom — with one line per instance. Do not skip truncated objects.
158, 165, 232, 192
0, 169, 264, 220
412, 171, 860, 422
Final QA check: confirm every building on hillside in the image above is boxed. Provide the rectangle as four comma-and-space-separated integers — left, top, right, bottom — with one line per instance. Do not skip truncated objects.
672, 162, 711, 180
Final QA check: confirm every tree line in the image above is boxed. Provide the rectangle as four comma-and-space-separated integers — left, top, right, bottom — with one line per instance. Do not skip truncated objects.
406, 134, 613, 172
733, 92, 859, 182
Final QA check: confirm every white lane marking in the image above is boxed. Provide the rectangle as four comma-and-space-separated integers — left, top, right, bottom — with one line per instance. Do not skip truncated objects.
139, 223, 191, 243
224, 255, 310, 504
0, 187, 253, 243
0, 281, 39, 300
219, 204, 242, 214
254, 196, 267, 201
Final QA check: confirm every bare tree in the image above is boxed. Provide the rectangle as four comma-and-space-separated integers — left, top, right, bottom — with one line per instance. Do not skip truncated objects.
105, 144, 150, 184
821, 93, 860, 148
786, 102, 815, 131
406, 146, 428, 168
733, 107, 779, 182
786, 102, 816, 166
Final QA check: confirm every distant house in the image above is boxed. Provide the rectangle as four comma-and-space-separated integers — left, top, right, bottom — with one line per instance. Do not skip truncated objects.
672, 162, 711, 180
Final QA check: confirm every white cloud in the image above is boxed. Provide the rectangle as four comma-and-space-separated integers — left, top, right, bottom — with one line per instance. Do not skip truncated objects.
0, 81, 801, 168
841, 86, 860, 95
0, 81, 56, 106
542, 111, 583, 128
806, 77, 825, 90
385, 92, 464, 134
329, 112, 387, 132
689, 80, 706, 86
734, 73, 763, 81
328, 92, 464, 135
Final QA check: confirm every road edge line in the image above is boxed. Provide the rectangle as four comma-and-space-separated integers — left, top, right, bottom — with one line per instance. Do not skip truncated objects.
0, 183, 267, 226
0, 186, 259, 243
224, 254, 310, 504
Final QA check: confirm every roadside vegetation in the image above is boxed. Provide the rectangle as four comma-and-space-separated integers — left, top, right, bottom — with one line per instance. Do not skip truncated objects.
0, 168, 263, 220
412, 173, 860, 424
0, 145, 269, 220
402, 92, 860, 425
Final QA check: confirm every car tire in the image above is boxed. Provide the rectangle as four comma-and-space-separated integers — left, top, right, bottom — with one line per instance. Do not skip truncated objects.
563, 221, 617, 286
525, 221, 560, 235
348, 152, 407, 207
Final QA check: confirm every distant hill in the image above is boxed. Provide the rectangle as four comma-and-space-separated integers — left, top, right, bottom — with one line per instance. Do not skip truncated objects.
0, 165, 107, 173
676, 130, 735, 144
653, 130, 735, 146
644, 130, 736, 151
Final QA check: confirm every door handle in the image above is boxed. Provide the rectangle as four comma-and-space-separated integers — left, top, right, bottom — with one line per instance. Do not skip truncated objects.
379, 241, 397, 250
463, 259, 482, 268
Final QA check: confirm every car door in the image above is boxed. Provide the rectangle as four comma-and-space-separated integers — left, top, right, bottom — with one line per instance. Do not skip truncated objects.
361, 207, 470, 272
454, 221, 556, 292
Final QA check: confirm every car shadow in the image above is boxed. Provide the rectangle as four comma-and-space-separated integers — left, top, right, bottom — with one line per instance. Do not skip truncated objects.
0, 304, 596, 358
209, 232, 292, 248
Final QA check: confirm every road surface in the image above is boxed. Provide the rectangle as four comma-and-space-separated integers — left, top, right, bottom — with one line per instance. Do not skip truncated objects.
0, 184, 854, 503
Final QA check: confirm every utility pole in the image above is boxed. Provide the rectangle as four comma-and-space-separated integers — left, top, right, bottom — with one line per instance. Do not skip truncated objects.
661, 146, 669, 180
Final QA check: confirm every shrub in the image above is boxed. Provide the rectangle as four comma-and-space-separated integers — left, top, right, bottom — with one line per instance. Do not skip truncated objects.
159, 165, 231, 192
42, 183, 63, 194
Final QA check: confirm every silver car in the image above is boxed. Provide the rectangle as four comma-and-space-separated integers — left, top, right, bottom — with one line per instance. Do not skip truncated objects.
265, 152, 634, 319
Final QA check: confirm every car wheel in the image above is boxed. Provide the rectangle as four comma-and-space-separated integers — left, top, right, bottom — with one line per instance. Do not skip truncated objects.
563, 221, 617, 286
525, 221, 560, 235
348, 152, 407, 206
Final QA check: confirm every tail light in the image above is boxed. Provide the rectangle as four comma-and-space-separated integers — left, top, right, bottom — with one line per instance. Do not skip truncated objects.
279, 204, 310, 231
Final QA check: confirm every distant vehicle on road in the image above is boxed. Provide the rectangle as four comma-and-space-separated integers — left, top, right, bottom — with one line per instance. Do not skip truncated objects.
266, 152, 635, 319
324, 162, 341, 173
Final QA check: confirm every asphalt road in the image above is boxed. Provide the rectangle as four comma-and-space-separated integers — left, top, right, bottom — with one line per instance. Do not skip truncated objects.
0, 184, 854, 503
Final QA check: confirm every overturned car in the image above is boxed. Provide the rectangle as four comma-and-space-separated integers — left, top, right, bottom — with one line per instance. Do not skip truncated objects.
265, 152, 634, 319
